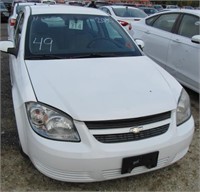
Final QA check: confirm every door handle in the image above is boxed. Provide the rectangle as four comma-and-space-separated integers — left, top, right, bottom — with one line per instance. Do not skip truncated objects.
145, 30, 150, 34
173, 39, 181, 43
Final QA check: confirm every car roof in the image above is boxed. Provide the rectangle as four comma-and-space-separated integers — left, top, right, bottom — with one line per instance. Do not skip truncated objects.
15, 2, 40, 6
148, 9, 200, 17
28, 4, 108, 15
112, 3, 136, 7
178, 9, 200, 15
102, 5, 139, 10
140, 7, 156, 10
176, 9, 199, 16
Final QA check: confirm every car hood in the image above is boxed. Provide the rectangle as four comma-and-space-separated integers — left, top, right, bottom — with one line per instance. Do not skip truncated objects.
26, 56, 177, 121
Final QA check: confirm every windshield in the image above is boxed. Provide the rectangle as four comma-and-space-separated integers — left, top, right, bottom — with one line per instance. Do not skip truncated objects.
112, 7, 147, 18
25, 14, 142, 59
143, 8, 158, 15
154, 5, 162, 9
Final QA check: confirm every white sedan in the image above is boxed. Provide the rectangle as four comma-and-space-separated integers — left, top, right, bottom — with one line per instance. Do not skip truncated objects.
7, 2, 42, 40
99, 5, 148, 36
132, 9, 200, 93
0, 5, 194, 182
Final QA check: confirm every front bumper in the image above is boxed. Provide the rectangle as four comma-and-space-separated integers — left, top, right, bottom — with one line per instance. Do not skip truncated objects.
25, 115, 194, 182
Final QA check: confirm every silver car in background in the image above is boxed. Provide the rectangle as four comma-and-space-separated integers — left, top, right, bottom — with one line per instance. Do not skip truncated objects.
132, 9, 200, 93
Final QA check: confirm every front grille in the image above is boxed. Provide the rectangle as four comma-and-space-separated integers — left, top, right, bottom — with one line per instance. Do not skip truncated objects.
93, 124, 169, 143
85, 111, 171, 129
85, 111, 171, 143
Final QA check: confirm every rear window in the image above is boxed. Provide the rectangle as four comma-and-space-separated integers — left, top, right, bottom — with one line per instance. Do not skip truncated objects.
112, 7, 147, 18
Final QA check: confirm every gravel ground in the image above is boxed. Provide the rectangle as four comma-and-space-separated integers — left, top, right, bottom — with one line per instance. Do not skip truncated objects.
1, 23, 199, 191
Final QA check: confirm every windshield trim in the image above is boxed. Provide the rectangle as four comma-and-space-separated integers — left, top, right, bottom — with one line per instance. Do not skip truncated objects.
25, 51, 143, 60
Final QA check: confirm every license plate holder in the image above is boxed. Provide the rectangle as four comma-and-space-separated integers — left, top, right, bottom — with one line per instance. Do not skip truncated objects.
121, 151, 159, 174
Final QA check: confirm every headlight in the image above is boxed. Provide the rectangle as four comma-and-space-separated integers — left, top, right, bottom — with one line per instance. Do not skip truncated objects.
176, 89, 191, 126
26, 102, 80, 142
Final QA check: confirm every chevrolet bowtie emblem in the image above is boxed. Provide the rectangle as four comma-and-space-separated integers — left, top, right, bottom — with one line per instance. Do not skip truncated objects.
129, 126, 143, 134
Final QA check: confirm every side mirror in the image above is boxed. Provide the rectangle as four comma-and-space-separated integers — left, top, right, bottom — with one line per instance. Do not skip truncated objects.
135, 39, 145, 51
0, 41, 16, 56
191, 35, 200, 44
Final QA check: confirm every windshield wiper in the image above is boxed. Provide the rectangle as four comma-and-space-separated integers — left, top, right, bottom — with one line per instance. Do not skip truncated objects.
25, 54, 65, 60
70, 53, 119, 59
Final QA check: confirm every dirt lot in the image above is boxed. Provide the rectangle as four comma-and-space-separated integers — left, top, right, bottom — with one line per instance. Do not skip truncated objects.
1, 23, 199, 191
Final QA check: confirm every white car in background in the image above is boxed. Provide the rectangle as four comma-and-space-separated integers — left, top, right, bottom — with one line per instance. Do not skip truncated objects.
7, 2, 42, 40
166, 5, 180, 9
132, 9, 200, 93
0, 5, 194, 182
99, 5, 148, 36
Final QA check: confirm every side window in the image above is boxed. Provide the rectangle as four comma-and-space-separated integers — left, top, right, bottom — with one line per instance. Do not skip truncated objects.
152, 13, 179, 32
178, 14, 200, 38
101, 8, 111, 15
104, 8, 111, 15
15, 12, 24, 47
146, 15, 158, 26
